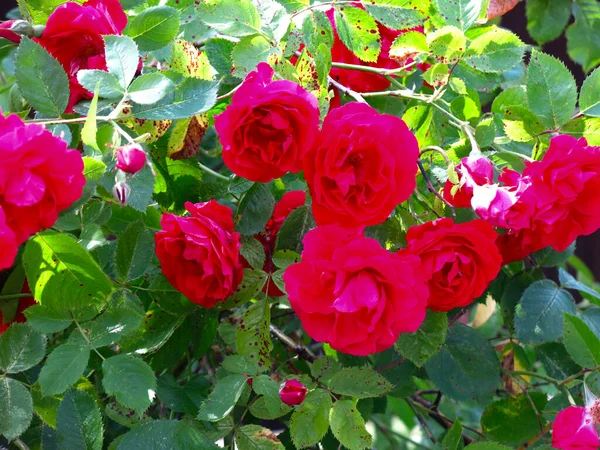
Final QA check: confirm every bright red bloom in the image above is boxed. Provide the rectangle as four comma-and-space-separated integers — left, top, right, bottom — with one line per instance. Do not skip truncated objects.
0, 113, 85, 245
401, 218, 501, 312
0, 206, 17, 271
215, 63, 320, 183
35, 0, 127, 112
552, 406, 599, 450
304, 102, 419, 230
154, 200, 243, 308
0, 21, 21, 44
245, 191, 306, 297
284, 225, 428, 356
443, 155, 494, 208
116, 144, 147, 174
279, 379, 307, 406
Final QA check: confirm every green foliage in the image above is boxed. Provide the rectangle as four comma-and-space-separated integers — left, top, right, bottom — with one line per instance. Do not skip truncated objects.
526, 0, 571, 45
0, 323, 46, 373
38, 343, 90, 396
334, 7, 381, 63
102, 355, 157, 414
462, 27, 525, 73
328, 367, 392, 398
563, 313, 600, 367
197, 375, 248, 422
434, 0, 482, 31
394, 311, 448, 366
125, 6, 181, 51
57, 390, 103, 450
580, 67, 600, 118
0, 378, 33, 440
196, 0, 262, 37
329, 399, 372, 450
236, 183, 276, 236
290, 389, 331, 449
236, 300, 273, 369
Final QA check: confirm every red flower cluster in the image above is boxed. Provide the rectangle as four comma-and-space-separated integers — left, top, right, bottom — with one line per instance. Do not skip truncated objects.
35, 0, 127, 112
154, 200, 243, 308
445, 136, 600, 264
0, 113, 85, 270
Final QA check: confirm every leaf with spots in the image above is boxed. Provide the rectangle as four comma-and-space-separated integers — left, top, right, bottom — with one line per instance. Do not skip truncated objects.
334, 6, 381, 63
329, 399, 372, 450
434, 0, 483, 31
328, 367, 393, 399
197, 374, 248, 422
395, 311, 448, 367
236, 299, 272, 370
290, 389, 331, 449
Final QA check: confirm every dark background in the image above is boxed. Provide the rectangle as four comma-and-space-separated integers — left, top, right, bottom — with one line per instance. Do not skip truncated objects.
2, 0, 599, 276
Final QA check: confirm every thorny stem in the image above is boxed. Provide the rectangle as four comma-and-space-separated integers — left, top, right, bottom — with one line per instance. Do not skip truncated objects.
327, 76, 367, 103
197, 162, 230, 181
509, 373, 545, 435
420, 146, 450, 165
0, 293, 32, 300
406, 398, 438, 443
492, 144, 536, 163
269, 324, 317, 362
417, 160, 456, 217
289, 1, 357, 18
376, 357, 407, 373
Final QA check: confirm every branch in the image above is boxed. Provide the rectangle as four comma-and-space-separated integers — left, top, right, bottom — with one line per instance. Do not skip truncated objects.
417, 161, 456, 217
269, 324, 316, 363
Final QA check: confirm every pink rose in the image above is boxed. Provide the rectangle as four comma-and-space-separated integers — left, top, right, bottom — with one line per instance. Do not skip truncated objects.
0, 21, 21, 44
552, 406, 599, 450
304, 102, 419, 230
401, 218, 501, 312
154, 200, 243, 308
35, 0, 127, 112
0, 113, 85, 245
443, 155, 494, 208
215, 63, 320, 183
284, 225, 428, 356
0, 206, 17, 270
279, 379, 307, 406
116, 144, 147, 174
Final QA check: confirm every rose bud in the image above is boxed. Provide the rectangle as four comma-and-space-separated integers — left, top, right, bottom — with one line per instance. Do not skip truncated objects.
0, 21, 22, 44
279, 380, 307, 406
113, 181, 130, 205
116, 144, 147, 174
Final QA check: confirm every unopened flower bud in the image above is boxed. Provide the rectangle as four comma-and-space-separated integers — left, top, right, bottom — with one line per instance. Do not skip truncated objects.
115, 144, 146, 174
113, 181, 130, 205
279, 379, 307, 406
0, 21, 22, 44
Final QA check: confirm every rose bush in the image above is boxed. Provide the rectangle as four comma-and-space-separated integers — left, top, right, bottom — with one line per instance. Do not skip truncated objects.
1, 0, 600, 448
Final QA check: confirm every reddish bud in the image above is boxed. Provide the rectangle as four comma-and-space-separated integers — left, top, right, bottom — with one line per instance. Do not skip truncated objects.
279, 379, 307, 406
0, 21, 22, 44
116, 144, 146, 174
246, 377, 253, 387
113, 181, 130, 205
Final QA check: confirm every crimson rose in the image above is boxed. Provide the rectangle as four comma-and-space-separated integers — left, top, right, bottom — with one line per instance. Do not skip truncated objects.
304, 102, 419, 230
215, 63, 320, 183
401, 218, 501, 312
284, 225, 428, 356
155, 200, 243, 308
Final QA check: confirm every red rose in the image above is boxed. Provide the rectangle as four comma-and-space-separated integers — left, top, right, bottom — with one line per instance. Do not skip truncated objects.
0, 113, 85, 245
0, 206, 17, 270
401, 218, 501, 312
279, 379, 307, 406
284, 225, 428, 356
214, 63, 320, 183
116, 144, 147, 174
35, 0, 127, 113
243, 191, 306, 297
552, 406, 599, 450
327, 8, 424, 94
304, 102, 419, 230
0, 21, 21, 44
155, 200, 243, 308
443, 155, 494, 208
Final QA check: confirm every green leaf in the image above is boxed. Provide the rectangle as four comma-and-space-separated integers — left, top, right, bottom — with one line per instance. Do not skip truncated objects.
425, 323, 500, 402
116, 221, 155, 282
0, 378, 33, 440
14, 36, 69, 116
197, 0, 261, 37
563, 313, 600, 367
258, 0, 290, 43
394, 311, 448, 366
363, 0, 426, 30
526, 50, 577, 129
24, 305, 72, 333
82, 86, 100, 152
271, 249, 301, 270
222, 354, 260, 375
515, 280, 576, 344
74, 157, 107, 211
580, 67, 600, 118
249, 395, 292, 420
156, 373, 209, 415
0, 323, 46, 373
427, 26, 466, 64
526, 0, 571, 45
559, 268, 600, 306
251, 375, 281, 417
146, 274, 195, 316
290, 389, 332, 449
236, 424, 284, 450
102, 354, 157, 414
32, 387, 61, 428
334, 7, 381, 63
38, 343, 90, 396
302, 10, 334, 57
197, 374, 248, 422
481, 393, 547, 444
125, 6, 181, 51
275, 205, 316, 253
104, 35, 139, 91
565, 0, 600, 73
18, 0, 85, 23
328, 367, 392, 399
205, 38, 236, 76
536, 342, 581, 379
77, 70, 124, 99
389, 30, 429, 61
127, 165, 156, 212
442, 421, 463, 450
236, 300, 272, 370
232, 35, 280, 78
117, 420, 219, 450
434, 0, 482, 31
23, 231, 113, 312
329, 399, 372, 450
57, 390, 103, 450
561, 116, 600, 145
129, 73, 176, 105
236, 183, 276, 236
119, 305, 183, 354
240, 236, 266, 270
133, 78, 220, 120
462, 27, 525, 73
